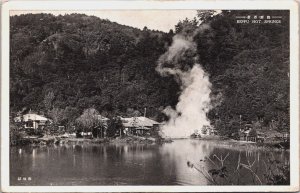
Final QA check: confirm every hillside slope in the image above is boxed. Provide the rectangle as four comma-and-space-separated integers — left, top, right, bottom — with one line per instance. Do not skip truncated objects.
10, 13, 178, 120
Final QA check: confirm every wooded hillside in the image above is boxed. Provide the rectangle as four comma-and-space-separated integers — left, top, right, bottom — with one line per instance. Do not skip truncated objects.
10, 13, 178, 121
10, 11, 289, 134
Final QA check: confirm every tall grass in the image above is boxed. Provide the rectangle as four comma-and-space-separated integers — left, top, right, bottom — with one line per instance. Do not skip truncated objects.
187, 153, 289, 185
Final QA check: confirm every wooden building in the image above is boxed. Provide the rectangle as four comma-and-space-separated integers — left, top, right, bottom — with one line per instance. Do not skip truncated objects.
14, 113, 51, 130
121, 116, 160, 136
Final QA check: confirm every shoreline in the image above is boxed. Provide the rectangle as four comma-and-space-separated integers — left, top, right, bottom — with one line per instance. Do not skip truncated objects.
11, 135, 289, 151
11, 135, 173, 147
198, 138, 290, 152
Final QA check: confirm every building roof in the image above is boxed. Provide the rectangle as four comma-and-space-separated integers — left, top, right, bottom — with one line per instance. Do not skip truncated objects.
14, 113, 49, 122
121, 116, 159, 128
257, 129, 284, 138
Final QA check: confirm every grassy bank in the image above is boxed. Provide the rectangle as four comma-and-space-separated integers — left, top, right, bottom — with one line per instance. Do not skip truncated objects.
193, 137, 289, 151
11, 135, 173, 147
12, 134, 288, 152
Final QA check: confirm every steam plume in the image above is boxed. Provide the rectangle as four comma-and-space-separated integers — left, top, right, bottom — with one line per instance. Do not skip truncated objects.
156, 26, 212, 138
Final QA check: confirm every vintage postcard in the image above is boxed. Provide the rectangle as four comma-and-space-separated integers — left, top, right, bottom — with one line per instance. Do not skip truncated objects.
1, 0, 299, 192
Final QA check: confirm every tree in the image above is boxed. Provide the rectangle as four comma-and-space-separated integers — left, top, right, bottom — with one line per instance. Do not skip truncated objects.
43, 91, 55, 110
175, 17, 198, 35
126, 108, 141, 117
197, 10, 216, 22
75, 108, 103, 137
106, 117, 123, 138
63, 106, 80, 132
201, 126, 208, 135
48, 108, 64, 126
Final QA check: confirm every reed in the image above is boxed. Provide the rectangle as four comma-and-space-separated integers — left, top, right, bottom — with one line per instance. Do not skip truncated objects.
187, 152, 290, 185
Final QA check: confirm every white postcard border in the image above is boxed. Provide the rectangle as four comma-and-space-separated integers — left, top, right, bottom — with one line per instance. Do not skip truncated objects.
1, 0, 299, 192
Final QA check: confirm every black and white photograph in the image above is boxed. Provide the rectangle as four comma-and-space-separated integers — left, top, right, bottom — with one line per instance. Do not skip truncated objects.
1, 0, 299, 192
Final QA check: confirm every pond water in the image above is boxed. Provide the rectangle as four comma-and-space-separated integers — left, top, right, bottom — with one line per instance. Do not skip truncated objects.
10, 139, 289, 185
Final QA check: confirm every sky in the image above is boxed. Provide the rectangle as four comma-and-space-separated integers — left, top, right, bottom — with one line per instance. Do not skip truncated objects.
10, 10, 198, 32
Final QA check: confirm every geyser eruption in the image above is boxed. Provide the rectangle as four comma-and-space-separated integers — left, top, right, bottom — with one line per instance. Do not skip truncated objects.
156, 33, 212, 138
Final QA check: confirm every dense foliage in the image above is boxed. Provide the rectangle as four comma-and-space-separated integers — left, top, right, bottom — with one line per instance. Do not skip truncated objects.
194, 11, 289, 134
10, 13, 177, 122
10, 11, 289, 135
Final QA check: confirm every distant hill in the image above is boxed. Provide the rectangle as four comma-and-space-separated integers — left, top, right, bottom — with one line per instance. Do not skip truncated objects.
193, 10, 289, 134
10, 11, 290, 134
10, 13, 178, 121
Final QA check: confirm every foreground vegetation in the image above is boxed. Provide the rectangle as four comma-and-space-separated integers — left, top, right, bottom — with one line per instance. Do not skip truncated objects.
187, 152, 290, 185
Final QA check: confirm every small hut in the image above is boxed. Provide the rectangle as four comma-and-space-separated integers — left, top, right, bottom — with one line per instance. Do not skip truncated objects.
121, 116, 159, 136
14, 113, 51, 130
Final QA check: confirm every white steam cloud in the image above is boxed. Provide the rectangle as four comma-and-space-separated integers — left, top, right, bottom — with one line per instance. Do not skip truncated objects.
156, 27, 212, 138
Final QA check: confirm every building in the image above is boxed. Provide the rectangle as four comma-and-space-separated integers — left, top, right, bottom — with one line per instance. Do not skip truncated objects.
121, 116, 160, 136
200, 125, 218, 136
14, 113, 51, 130
239, 123, 258, 142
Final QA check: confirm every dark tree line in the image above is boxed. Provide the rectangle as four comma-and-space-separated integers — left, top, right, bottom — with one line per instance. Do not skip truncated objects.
10, 11, 289, 136
193, 10, 289, 135
10, 13, 178, 124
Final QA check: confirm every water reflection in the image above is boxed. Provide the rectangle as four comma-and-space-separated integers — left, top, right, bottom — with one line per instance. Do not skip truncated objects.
159, 140, 215, 185
10, 139, 289, 186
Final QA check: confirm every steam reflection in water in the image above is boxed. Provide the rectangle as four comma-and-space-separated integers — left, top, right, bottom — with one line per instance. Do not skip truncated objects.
10, 139, 289, 186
